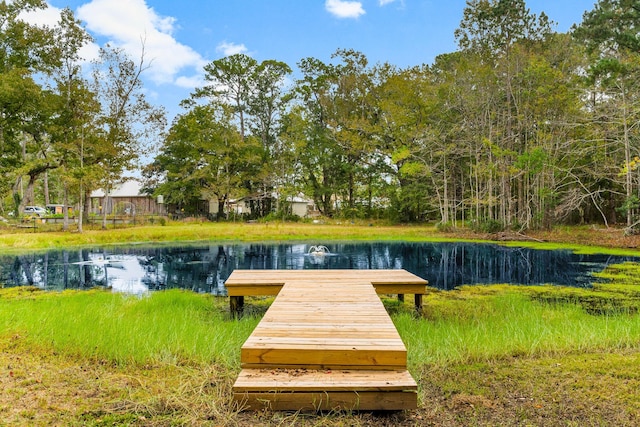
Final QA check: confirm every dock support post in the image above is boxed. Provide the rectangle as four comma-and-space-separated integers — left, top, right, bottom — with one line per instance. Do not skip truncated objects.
415, 294, 423, 313
230, 296, 244, 317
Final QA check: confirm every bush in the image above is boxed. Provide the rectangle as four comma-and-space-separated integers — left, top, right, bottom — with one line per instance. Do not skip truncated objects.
262, 212, 301, 222
472, 219, 504, 233
436, 221, 454, 232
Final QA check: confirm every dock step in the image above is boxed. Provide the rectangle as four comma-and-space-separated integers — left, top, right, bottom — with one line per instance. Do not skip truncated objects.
229, 271, 424, 411
233, 368, 417, 411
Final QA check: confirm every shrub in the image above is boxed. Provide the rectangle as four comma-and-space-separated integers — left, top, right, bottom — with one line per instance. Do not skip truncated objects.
471, 219, 504, 233
436, 221, 454, 232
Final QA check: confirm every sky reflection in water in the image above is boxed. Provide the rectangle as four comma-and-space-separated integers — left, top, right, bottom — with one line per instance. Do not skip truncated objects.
1, 242, 638, 295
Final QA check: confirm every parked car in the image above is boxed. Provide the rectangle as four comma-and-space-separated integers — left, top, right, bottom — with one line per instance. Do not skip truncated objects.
24, 206, 47, 217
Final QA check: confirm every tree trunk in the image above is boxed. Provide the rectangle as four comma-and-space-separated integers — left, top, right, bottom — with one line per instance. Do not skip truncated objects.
44, 170, 50, 206
62, 184, 69, 231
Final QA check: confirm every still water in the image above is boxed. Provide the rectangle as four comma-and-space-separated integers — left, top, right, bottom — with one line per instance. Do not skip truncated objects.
1, 242, 638, 295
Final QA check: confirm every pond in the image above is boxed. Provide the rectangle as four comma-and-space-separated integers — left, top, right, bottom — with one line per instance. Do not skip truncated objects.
1, 242, 638, 295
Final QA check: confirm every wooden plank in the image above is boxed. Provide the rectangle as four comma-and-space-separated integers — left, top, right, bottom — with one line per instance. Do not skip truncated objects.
226, 269, 426, 283
244, 336, 404, 347
234, 391, 417, 411
372, 284, 428, 295
225, 269, 428, 297
233, 368, 418, 411
241, 344, 406, 368
234, 368, 417, 392
240, 363, 404, 371
227, 285, 283, 296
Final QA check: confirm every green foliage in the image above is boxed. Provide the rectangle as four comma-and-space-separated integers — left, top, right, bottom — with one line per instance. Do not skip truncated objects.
151, 104, 256, 215
455, 0, 552, 56
574, 0, 640, 54
1, 0, 638, 230
515, 147, 547, 176
0, 288, 259, 367
262, 211, 301, 222
436, 221, 454, 232
617, 195, 640, 215
471, 219, 504, 233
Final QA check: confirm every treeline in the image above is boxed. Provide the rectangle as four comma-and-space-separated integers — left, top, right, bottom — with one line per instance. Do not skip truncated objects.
4, 0, 640, 232
0, 1, 163, 231
149, 0, 640, 230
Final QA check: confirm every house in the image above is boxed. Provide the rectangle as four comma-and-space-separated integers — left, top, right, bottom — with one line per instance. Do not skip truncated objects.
286, 195, 316, 218
90, 180, 166, 216
224, 193, 315, 218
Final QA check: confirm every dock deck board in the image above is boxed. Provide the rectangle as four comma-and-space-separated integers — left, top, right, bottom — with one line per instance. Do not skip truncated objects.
225, 269, 428, 314
230, 269, 424, 411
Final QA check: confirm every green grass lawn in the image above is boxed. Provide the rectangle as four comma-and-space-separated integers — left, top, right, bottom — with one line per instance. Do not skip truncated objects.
2, 221, 639, 256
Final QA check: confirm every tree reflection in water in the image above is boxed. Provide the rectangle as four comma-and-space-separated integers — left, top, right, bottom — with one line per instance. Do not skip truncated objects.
0, 242, 637, 294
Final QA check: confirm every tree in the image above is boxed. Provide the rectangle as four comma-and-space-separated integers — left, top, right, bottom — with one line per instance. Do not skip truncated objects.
91, 43, 165, 229
48, 7, 96, 231
247, 59, 292, 215
0, 0, 57, 213
151, 104, 258, 218
194, 54, 292, 217
574, 0, 640, 227
196, 54, 258, 140
374, 64, 434, 222
290, 56, 347, 217
288, 51, 387, 219
454, 0, 553, 228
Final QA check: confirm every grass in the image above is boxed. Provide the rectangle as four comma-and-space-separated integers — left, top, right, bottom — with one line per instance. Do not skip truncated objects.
0, 288, 259, 368
2, 220, 640, 256
1, 261, 640, 425
0, 221, 449, 252
6, 283, 638, 373
396, 291, 640, 368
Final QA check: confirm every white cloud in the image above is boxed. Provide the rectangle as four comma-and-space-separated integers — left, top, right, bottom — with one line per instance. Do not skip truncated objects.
325, 0, 365, 19
76, 0, 207, 85
175, 74, 205, 89
379, 0, 404, 7
19, 3, 61, 27
216, 41, 248, 57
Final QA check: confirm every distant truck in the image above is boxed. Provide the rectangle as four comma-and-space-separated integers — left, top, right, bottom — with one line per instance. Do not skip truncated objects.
46, 204, 73, 215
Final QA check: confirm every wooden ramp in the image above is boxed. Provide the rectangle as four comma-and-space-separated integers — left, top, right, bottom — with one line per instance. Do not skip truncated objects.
231, 270, 423, 411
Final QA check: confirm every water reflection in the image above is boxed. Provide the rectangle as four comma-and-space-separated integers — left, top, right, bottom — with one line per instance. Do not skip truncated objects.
1, 242, 638, 294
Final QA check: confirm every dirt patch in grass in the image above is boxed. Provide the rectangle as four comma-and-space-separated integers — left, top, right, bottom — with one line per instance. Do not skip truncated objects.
2, 332, 639, 426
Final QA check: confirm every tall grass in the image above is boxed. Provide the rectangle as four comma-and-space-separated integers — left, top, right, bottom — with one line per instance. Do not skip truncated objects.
395, 292, 640, 368
0, 288, 259, 368
3, 283, 640, 373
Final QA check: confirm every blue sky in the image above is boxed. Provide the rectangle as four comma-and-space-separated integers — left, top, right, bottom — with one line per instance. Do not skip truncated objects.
27, 0, 598, 121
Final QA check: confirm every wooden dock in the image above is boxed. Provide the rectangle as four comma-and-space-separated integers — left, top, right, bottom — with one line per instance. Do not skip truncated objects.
229, 269, 427, 411
226, 269, 428, 314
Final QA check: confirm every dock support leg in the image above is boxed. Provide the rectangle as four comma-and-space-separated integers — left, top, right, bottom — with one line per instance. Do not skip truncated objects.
230, 296, 244, 317
398, 294, 405, 303
414, 294, 423, 313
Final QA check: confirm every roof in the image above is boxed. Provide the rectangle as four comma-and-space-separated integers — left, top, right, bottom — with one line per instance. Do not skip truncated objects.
91, 180, 144, 198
